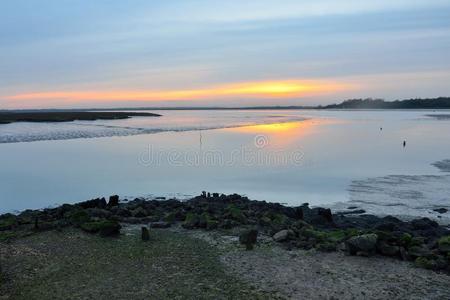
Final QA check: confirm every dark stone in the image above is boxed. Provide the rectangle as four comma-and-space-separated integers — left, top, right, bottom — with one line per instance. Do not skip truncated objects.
86, 208, 112, 219
346, 234, 378, 255
80, 220, 121, 237
131, 207, 148, 218
411, 218, 438, 230
149, 221, 171, 229
294, 207, 304, 220
433, 208, 448, 214
78, 198, 107, 209
108, 195, 120, 207
377, 242, 399, 256
273, 229, 295, 242
338, 209, 366, 215
408, 245, 431, 258
141, 227, 150, 241
239, 229, 258, 250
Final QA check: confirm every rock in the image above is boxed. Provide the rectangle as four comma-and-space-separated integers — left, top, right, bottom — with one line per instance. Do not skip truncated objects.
131, 207, 148, 218
378, 242, 399, 256
108, 195, 120, 207
78, 198, 107, 209
86, 208, 112, 219
438, 236, 450, 253
273, 229, 295, 242
122, 217, 143, 224
399, 247, 410, 261
0, 214, 17, 231
338, 209, 366, 215
408, 245, 431, 258
116, 208, 132, 217
141, 227, 150, 241
149, 221, 171, 229
318, 208, 333, 223
239, 229, 258, 250
182, 213, 200, 229
66, 210, 91, 227
433, 208, 448, 214
80, 220, 121, 237
411, 218, 438, 230
346, 234, 378, 255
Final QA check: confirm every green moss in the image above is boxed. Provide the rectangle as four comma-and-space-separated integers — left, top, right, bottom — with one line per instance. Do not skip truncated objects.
414, 257, 436, 270
163, 212, 176, 223
227, 205, 246, 224
326, 230, 347, 242
182, 212, 200, 229
344, 228, 362, 238
202, 213, 218, 230
0, 231, 17, 242
66, 210, 90, 227
0, 214, 17, 231
316, 241, 337, 252
80, 220, 120, 236
438, 236, 450, 247
400, 233, 413, 247
299, 228, 327, 242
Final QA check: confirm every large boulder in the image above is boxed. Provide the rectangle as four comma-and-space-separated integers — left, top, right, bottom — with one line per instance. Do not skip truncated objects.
346, 233, 378, 255
273, 229, 295, 242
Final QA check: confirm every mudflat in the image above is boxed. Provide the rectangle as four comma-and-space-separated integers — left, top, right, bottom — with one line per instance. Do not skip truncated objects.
0, 111, 161, 124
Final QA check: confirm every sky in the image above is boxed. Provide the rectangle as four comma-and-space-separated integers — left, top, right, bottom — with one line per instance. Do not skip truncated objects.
1, 0, 450, 109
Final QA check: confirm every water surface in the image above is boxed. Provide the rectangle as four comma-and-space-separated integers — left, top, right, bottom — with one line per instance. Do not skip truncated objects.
1, 109, 450, 223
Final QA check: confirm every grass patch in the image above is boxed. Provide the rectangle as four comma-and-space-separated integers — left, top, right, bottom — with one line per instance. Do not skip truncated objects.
0, 228, 273, 299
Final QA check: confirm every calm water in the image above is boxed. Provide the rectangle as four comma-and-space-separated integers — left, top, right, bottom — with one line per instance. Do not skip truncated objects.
1, 110, 450, 223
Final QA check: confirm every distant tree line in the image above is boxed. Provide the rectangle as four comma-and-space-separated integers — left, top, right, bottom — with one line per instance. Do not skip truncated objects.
321, 97, 450, 109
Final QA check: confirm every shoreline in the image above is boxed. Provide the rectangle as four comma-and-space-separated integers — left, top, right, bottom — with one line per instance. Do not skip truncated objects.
1, 193, 449, 268
1, 193, 450, 298
0, 111, 161, 125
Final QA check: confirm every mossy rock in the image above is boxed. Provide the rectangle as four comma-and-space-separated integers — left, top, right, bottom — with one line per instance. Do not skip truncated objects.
414, 257, 437, 270
182, 213, 200, 229
316, 241, 337, 252
202, 213, 219, 230
81, 220, 121, 237
0, 231, 18, 242
0, 214, 17, 231
299, 228, 327, 242
438, 236, 450, 252
226, 205, 246, 224
399, 233, 413, 247
326, 230, 347, 242
344, 228, 362, 238
66, 210, 91, 227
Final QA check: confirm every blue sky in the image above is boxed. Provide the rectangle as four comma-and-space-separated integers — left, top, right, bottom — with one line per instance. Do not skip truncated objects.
1, 0, 450, 108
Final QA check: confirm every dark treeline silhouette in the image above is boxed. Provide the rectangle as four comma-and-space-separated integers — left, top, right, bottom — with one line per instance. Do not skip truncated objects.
321, 97, 450, 109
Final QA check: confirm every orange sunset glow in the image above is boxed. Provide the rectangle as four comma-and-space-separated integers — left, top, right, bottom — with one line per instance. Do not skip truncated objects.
7, 80, 352, 104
